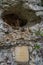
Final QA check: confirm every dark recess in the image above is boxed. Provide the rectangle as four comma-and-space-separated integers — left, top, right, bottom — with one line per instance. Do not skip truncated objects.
2, 13, 27, 27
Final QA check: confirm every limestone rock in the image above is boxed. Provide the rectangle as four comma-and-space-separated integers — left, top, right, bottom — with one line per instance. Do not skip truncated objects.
4, 34, 13, 43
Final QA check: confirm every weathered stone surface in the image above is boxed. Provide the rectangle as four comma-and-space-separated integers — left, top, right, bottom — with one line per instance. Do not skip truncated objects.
0, 1, 43, 65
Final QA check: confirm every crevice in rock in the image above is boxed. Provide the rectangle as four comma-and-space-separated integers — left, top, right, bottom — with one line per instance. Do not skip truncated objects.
2, 13, 28, 28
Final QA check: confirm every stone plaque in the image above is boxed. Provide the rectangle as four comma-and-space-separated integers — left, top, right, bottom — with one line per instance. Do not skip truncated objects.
15, 46, 29, 62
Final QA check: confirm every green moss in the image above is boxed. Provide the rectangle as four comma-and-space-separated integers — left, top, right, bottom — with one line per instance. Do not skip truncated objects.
34, 44, 40, 49
40, 32, 43, 36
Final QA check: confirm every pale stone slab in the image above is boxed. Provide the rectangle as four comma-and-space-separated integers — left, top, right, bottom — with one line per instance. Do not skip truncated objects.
15, 46, 29, 62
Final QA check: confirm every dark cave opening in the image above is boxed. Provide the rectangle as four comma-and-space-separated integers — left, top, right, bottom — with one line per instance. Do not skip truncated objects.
2, 13, 27, 27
